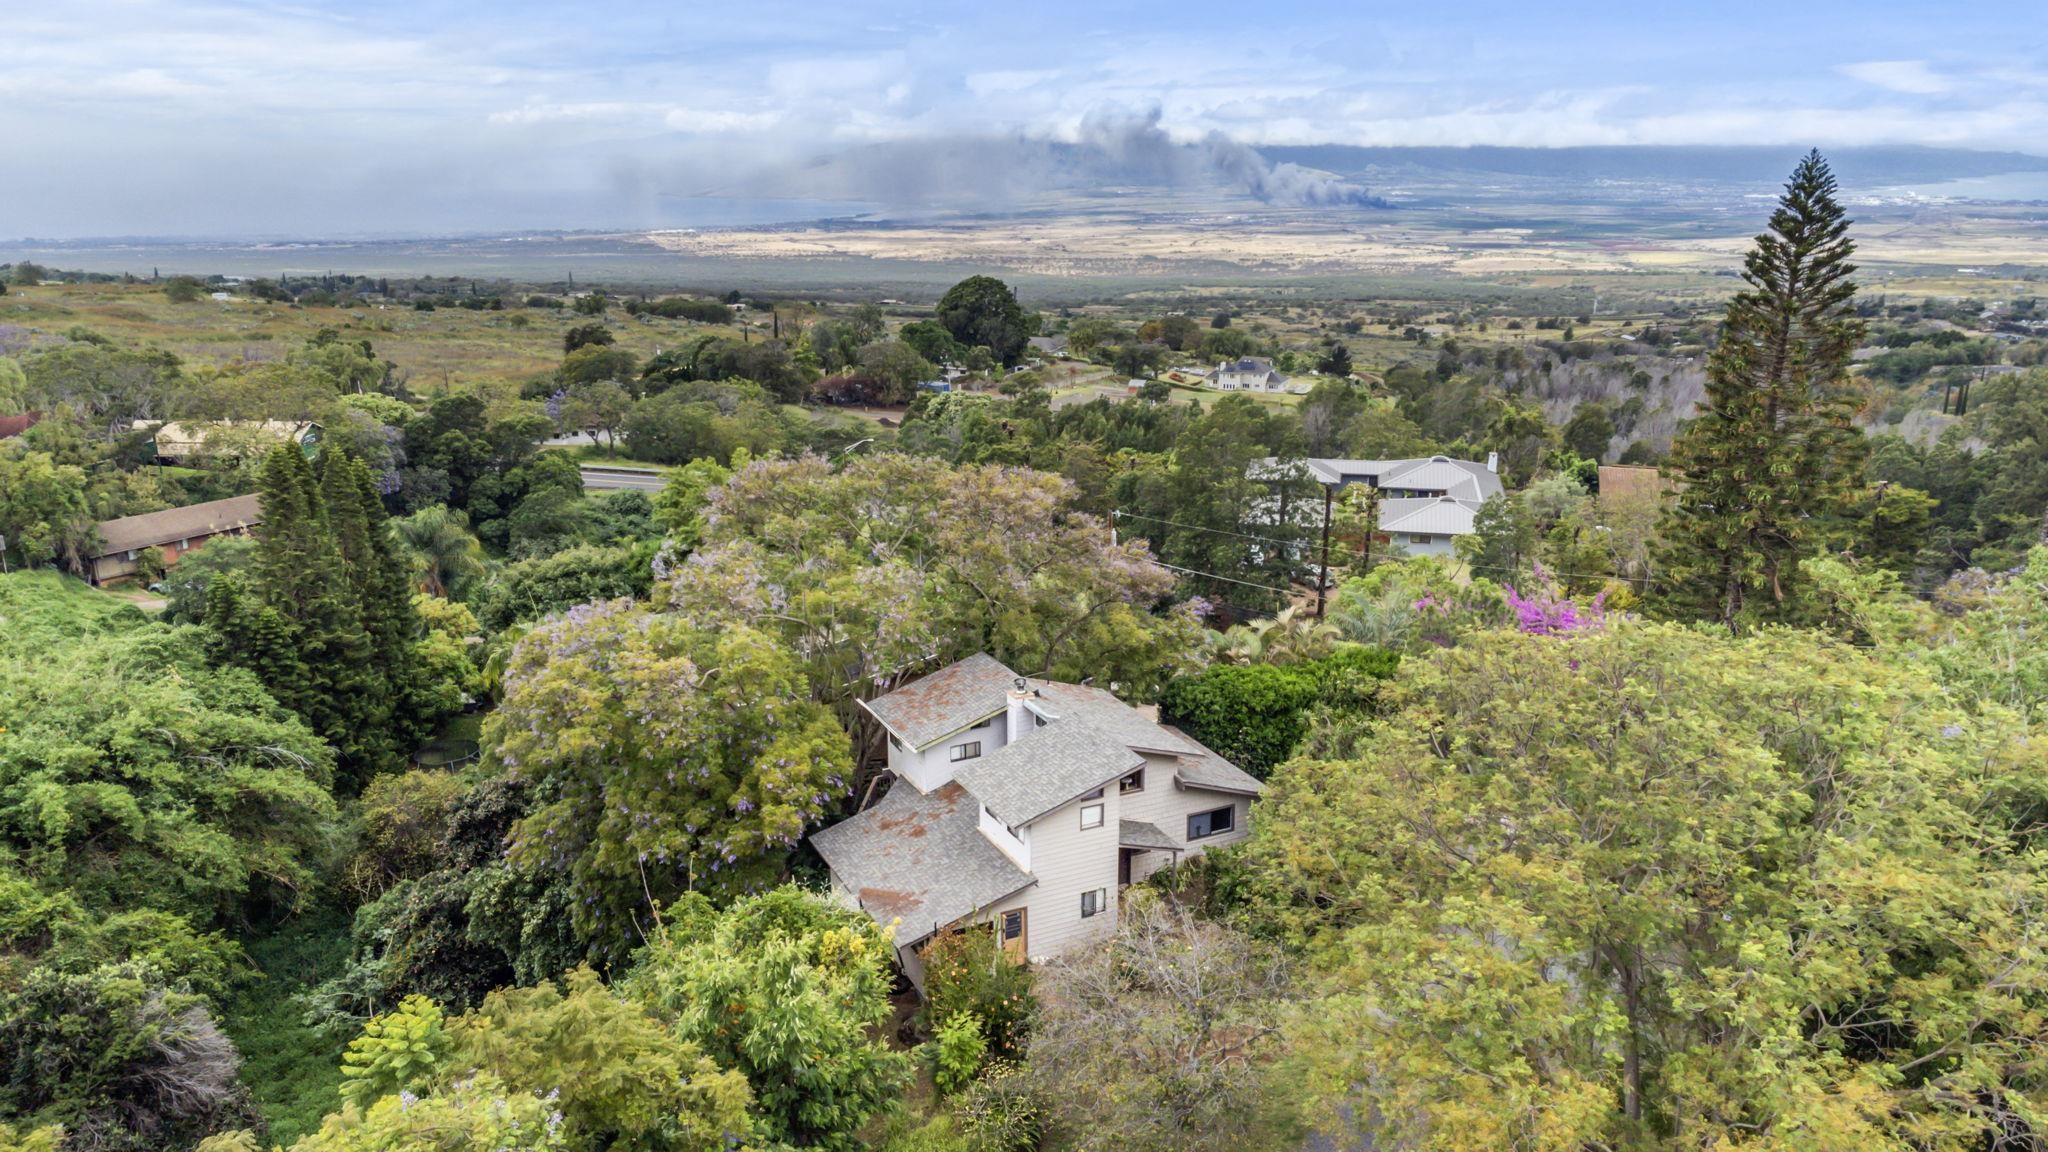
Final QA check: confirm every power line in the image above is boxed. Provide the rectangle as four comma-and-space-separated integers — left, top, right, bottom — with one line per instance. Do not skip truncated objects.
1150, 560, 1298, 595
1112, 509, 1314, 550
1463, 561, 1656, 587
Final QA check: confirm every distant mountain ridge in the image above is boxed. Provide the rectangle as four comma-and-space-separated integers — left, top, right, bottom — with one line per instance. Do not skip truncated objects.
1257, 145, 2048, 186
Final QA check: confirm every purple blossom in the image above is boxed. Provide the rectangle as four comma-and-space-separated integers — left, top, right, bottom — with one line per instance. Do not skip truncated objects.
1504, 563, 1611, 637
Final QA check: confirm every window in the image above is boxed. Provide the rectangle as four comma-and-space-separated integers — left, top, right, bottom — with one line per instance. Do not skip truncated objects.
1409, 534, 1434, 545
1034, 714, 1047, 728
888, 734, 904, 751
1082, 786, 1104, 800
1000, 910, 1024, 942
1187, 805, 1236, 840
1119, 768, 1145, 794
1080, 888, 1108, 918
949, 741, 982, 762
1079, 803, 1104, 830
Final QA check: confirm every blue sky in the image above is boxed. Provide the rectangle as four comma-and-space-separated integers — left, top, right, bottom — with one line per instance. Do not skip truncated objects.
5, 0, 2046, 236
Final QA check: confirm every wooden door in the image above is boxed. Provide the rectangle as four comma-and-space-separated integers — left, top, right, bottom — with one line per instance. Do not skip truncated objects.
999, 908, 1026, 961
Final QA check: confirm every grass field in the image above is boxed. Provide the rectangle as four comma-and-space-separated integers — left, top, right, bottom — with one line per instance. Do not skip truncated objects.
2, 282, 752, 393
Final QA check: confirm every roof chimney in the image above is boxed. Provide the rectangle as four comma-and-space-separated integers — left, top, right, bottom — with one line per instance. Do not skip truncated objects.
1006, 676, 1035, 744
1486, 451, 1499, 473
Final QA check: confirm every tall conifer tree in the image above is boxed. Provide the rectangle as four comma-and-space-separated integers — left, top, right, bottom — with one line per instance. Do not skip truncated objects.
1655, 150, 1867, 630
225, 446, 381, 783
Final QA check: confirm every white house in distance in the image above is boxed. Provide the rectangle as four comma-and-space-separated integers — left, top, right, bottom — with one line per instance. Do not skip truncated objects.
1253, 454, 1505, 557
1205, 356, 1290, 392
809, 654, 1262, 989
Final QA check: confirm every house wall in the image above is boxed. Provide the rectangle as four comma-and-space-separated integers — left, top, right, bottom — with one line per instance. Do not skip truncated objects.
88, 527, 245, 586
1119, 755, 1253, 884
1391, 533, 1459, 558
993, 788, 1122, 961
896, 941, 929, 990
978, 803, 1030, 871
889, 713, 1008, 793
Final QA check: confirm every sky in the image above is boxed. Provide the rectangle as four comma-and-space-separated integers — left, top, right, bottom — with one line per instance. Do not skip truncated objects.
5, 0, 2047, 237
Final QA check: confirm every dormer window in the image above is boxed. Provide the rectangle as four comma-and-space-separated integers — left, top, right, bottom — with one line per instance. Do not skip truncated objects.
1119, 768, 1144, 794
949, 741, 982, 762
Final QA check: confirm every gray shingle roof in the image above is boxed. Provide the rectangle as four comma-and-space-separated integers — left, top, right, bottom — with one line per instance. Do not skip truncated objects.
862, 652, 1019, 750
1030, 681, 1201, 756
1118, 819, 1179, 852
92, 494, 262, 557
1158, 725, 1266, 796
808, 781, 1033, 947
954, 719, 1144, 827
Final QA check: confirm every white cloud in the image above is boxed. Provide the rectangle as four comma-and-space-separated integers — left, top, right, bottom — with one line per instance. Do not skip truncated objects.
1839, 60, 1952, 95
662, 108, 784, 133
3, 1, 2046, 235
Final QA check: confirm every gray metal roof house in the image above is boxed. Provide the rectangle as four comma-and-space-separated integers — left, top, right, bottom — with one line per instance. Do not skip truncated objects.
1250, 454, 1505, 557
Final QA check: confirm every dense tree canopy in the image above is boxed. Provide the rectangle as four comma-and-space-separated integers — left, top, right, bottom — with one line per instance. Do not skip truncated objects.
935, 276, 1033, 367
662, 454, 1201, 742
1238, 623, 2048, 1150
625, 888, 911, 1151
491, 601, 854, 957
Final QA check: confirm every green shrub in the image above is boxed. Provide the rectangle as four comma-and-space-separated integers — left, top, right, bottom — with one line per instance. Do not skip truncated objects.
1159, 647, 1398, 777
869, 1112, 970, 1152
133, 545, 166, 584
918, 928, 1035, 1059
337, 995, 447, 1109
954, 1060, 1041, 1152
928, 1011, 987, 1096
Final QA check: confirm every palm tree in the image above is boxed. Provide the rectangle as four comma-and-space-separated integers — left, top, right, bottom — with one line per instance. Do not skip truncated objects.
1218, 604, 1340, 665
391, 504, 487, 599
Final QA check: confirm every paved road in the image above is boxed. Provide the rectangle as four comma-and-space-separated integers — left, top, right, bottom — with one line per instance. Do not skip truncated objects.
580, 465, 666, 492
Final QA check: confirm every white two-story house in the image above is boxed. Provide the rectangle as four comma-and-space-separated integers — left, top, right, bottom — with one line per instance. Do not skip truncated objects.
810, 653, 1262, 989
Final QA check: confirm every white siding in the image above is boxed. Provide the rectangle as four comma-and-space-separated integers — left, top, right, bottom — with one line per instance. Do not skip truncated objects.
1009, 789, 1121, 960
1117, 754, 1253, 884
979, 804, 1030, 871
1396, 534, 1458, 558
891, 713, 1008, 793
897, 941, 928, 990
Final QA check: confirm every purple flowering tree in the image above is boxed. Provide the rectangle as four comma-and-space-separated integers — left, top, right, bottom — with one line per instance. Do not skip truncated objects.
488, 599, 853, 958
1503, 562, 1612, 637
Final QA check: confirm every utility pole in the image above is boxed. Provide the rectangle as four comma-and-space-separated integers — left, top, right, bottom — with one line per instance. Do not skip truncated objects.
1314, 485, 1333, 619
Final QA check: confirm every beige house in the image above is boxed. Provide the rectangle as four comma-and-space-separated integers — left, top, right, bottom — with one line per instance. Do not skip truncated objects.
86, 494, 262, 585
810, 654, 1261, 989
151, 420, 320, 463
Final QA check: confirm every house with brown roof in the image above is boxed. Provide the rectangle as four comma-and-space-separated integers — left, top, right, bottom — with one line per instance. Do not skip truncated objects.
809, 653, 1262, 990
85, 494, 261, 585
1596, 464, 1675, 503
